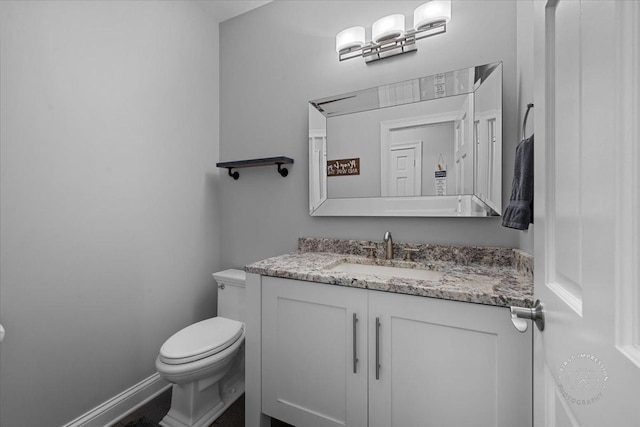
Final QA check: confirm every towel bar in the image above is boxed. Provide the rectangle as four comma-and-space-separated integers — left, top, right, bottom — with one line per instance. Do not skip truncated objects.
522, 103, 534, 141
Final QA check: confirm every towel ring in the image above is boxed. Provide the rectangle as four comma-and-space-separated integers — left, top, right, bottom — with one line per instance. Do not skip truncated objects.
522, 103, 534, 141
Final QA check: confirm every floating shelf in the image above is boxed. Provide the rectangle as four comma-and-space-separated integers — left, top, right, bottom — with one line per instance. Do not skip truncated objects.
216, 156, 294, 180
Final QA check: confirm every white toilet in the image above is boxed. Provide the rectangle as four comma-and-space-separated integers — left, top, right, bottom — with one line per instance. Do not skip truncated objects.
156, 269, 246, 427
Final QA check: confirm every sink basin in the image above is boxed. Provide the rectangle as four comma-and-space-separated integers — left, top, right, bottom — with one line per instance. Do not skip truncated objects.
328, 262, 443, 281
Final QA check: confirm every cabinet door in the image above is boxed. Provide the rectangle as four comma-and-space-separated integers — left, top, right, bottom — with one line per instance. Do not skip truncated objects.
262, 278, 368, 427
369, 291, 532, 427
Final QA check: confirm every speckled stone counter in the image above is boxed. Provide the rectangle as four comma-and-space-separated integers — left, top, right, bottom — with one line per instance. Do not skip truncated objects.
245, 238, 534, 308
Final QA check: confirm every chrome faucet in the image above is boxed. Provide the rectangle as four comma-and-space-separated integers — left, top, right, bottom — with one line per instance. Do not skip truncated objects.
383, 231, 393, 260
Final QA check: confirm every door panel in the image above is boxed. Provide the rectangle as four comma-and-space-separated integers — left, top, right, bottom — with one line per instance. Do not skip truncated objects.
275, 298, 348, 420
550, 0, 583, 307
389, 317, 498, 426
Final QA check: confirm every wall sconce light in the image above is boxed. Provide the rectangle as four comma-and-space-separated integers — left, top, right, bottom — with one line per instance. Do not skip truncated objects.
336, 0, 451, 63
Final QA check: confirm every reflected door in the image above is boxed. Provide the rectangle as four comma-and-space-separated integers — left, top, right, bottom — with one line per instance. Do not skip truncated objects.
308, 129, 327, 213
454, 94, 473, 194
388, 142, 422, 197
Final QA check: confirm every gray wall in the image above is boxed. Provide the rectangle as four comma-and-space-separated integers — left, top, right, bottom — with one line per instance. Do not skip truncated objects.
0, 1, 220, 425
220, 0, 522, 269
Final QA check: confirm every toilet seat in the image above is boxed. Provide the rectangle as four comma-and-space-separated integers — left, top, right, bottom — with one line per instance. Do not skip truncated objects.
156, 327, 245, 386
159, 317, 244, 365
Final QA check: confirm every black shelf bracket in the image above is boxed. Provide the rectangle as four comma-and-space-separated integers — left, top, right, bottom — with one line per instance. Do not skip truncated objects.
216, 156, 294, 180
276, 162, 288, 177
227, 168, 240, 180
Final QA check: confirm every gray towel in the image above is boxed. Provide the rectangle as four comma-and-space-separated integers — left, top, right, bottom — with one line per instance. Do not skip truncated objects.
502, 134, 534, 230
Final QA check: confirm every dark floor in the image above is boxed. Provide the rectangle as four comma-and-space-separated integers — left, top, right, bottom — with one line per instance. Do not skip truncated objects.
112, 388, 293, 427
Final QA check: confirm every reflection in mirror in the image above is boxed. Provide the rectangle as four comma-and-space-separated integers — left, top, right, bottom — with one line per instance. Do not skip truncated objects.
473, 65, 502, 213
309, 62, 502, 217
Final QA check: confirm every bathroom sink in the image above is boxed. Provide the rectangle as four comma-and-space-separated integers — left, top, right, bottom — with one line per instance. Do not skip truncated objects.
328, 262, 443, 281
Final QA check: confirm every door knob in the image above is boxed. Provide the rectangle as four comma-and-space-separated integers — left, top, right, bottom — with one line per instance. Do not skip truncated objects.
510, 300, 544, 332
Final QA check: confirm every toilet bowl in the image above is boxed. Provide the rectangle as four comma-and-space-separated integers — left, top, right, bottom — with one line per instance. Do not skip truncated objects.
156, 269, 246, 427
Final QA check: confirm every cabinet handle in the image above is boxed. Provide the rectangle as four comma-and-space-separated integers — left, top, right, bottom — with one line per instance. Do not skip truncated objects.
353, 313, 358, 373
375, 317, 381, 380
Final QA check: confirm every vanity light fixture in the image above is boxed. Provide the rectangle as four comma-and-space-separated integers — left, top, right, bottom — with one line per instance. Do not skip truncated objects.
336, 0, 451, 63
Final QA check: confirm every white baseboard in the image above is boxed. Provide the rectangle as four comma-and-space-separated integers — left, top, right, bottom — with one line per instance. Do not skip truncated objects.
61, 373, 171, 427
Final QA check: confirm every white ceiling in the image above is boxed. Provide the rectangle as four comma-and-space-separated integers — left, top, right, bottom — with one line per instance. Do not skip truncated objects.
196, 1, 272, 23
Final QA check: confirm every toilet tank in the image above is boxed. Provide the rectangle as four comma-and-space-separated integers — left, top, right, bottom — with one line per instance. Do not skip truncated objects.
212, 269, 246, 323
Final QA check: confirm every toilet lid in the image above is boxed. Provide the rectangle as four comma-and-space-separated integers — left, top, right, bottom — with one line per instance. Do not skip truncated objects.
159, 317, 244, 365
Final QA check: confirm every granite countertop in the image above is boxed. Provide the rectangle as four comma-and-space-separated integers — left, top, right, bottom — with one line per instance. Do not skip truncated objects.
245, 238, 534, 309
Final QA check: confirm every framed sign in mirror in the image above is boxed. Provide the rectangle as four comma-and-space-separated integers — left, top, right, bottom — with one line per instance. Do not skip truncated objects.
309, 62, 502, 217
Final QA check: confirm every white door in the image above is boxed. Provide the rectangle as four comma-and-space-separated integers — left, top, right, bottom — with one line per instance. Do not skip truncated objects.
388, 142, 422, 197
533, 1, 640, 426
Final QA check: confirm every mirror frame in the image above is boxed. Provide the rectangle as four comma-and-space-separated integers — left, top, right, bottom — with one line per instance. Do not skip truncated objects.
308, 62, 503, 217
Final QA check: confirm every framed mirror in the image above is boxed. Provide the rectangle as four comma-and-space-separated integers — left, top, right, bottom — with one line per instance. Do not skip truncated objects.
309, 62, 502, 217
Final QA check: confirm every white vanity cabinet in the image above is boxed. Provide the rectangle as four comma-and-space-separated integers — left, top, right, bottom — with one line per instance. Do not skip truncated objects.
260, 276, 532, 427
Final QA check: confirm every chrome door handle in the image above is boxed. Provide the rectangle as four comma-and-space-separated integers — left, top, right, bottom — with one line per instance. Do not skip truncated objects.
0, 323, 5, 343
375, 317, 381, 380
353, 313, 358, 373
510, 299, 544, 332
